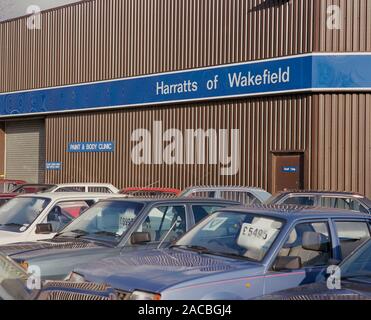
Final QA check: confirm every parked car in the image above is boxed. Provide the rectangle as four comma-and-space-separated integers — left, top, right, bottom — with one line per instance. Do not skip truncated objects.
0, 193, 122, 246
0, 198, 238, 281
120, 187, 182, 198
42, 205, 371, 300
260, 239, 371, 300
0, 184, 57, 207
180, 186, 272, 205
0, 180, 26, 194
0, 253, 33, 300
44, 183, 120, 194
268, 190, 371, 214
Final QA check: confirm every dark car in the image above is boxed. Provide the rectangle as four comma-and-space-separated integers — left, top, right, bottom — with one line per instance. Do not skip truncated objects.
0, 198, 238, 280
260, 239, 371, 300
37, 206, 371, 300
120, 187, 182, 198
268, 190, 371, 214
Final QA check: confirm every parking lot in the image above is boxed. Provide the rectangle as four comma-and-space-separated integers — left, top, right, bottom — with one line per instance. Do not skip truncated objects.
0, 0, 370, 305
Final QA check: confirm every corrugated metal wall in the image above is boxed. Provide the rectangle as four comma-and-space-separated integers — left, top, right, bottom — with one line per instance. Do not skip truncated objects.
314, 0, 371, 52
311, 93, 371, 197
0, 0, 315, 93
45, 95, 312, 190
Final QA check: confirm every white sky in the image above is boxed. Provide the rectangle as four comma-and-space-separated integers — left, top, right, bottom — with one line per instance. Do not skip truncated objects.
0, 0, 80, 21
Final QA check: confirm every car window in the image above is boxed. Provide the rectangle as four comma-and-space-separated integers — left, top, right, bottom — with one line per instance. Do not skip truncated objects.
176, 212, 284, 262
282, 196, 316, 206
219, 191, 257, 205
0, 199, 10, 206
191, 205, 225, 224
187, 191, 216, 198
334, 221, 371, 259
0, 197, 50, 232
132, 206, 186, 244
59, 201, 144, 242
45, 201, 93, 232
341, 240, 371, 279
276, 222, 332, 268
55, 187, 86, 193
88, 187, 112, 193
321, 197, 368, 213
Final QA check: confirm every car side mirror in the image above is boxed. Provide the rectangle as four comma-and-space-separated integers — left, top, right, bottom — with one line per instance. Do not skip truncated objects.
272, 256, 302, 271
35, 223, 53, 234
131, 232, 151, 245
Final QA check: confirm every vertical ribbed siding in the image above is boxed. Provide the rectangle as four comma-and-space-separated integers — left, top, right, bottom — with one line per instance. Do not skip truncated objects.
0, 0, 314, 93
45, 96, 311, 191
314, 0, 371, 52
311, 94, 371, 197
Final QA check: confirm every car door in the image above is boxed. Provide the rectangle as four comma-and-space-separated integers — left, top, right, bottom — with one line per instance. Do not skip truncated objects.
263, 220, 334, 296
27, 199, 97, 241
331, 219, 371, 260
123, 205, 188, 251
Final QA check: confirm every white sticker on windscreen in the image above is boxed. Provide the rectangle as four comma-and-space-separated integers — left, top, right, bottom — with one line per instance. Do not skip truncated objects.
237, 218, 281, 251
202, 217, 228, 231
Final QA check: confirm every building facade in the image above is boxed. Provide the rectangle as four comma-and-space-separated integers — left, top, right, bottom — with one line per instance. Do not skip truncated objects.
0, 0, 370, 196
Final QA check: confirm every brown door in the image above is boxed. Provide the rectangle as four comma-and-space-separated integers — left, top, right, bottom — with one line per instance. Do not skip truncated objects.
272, 153, 304, 194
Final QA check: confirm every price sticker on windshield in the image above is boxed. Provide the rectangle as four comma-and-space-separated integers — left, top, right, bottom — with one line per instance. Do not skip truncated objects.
237, 218, 281, 251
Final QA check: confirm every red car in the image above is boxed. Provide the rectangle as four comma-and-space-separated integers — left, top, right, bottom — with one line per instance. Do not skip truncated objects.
0, 179, 26, 193
0, 183, 55, 206
120, 187, 182, 198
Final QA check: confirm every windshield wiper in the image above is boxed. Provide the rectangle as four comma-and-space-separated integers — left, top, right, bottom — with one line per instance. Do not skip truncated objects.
56, 229, 89, 238
92, 231, 121, 237
2, 223, 25, 228
170, 244, 212, 254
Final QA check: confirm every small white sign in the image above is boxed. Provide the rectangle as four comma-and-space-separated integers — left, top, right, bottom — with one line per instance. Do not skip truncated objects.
237, 218, 281, 251
202, 217, 228, 231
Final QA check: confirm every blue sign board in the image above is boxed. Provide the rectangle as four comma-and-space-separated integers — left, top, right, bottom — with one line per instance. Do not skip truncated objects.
282, 166, 298, 173
0, 54, 370, 117
68, 141, 115, 153
46, 162, 62, 170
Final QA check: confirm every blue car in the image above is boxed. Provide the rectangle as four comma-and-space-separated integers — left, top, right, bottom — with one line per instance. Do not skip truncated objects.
38, 205, 371, 300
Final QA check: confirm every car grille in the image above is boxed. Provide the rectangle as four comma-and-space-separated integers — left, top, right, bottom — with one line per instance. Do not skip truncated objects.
284, 294, 371, 300
38, 281, 117, 300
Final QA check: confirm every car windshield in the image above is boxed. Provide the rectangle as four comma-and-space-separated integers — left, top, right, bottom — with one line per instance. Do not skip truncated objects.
174, 211, 284, 262
59, 200, 145, 243
341, 240, 371, 279
0, 254, 30, 300
0, 197, 50, 231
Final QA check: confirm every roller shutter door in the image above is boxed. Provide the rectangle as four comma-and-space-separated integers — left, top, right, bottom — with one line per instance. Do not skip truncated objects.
5, 120, 45, 183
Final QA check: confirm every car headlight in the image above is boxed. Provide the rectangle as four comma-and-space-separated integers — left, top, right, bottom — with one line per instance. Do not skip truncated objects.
66, 272, 85, 283
129, 290, 161, 300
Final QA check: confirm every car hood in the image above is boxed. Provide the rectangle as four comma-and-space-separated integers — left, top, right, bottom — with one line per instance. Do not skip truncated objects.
0, 238, 109, 261
75, 248, 263, 293
261, 278, 371, 300
0, 230, 25, 246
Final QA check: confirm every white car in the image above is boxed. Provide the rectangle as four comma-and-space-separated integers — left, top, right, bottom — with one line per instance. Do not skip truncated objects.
46, 183, 119, 194
0, 193, 123, 246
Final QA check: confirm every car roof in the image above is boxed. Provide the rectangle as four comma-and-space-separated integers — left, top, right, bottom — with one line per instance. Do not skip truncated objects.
99, 197, 240, 205
16, 193, 125, 201
220, 204, 371, 220
275, 190, 366, 197
54, 183, 115, 187
182, 185, 267, 192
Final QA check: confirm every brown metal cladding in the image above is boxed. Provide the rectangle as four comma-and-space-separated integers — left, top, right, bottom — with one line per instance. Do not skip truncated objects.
313, 0, 371, 52
0, 0, 315, 93
45, 95, 312, 191
311, 93, 371, 198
